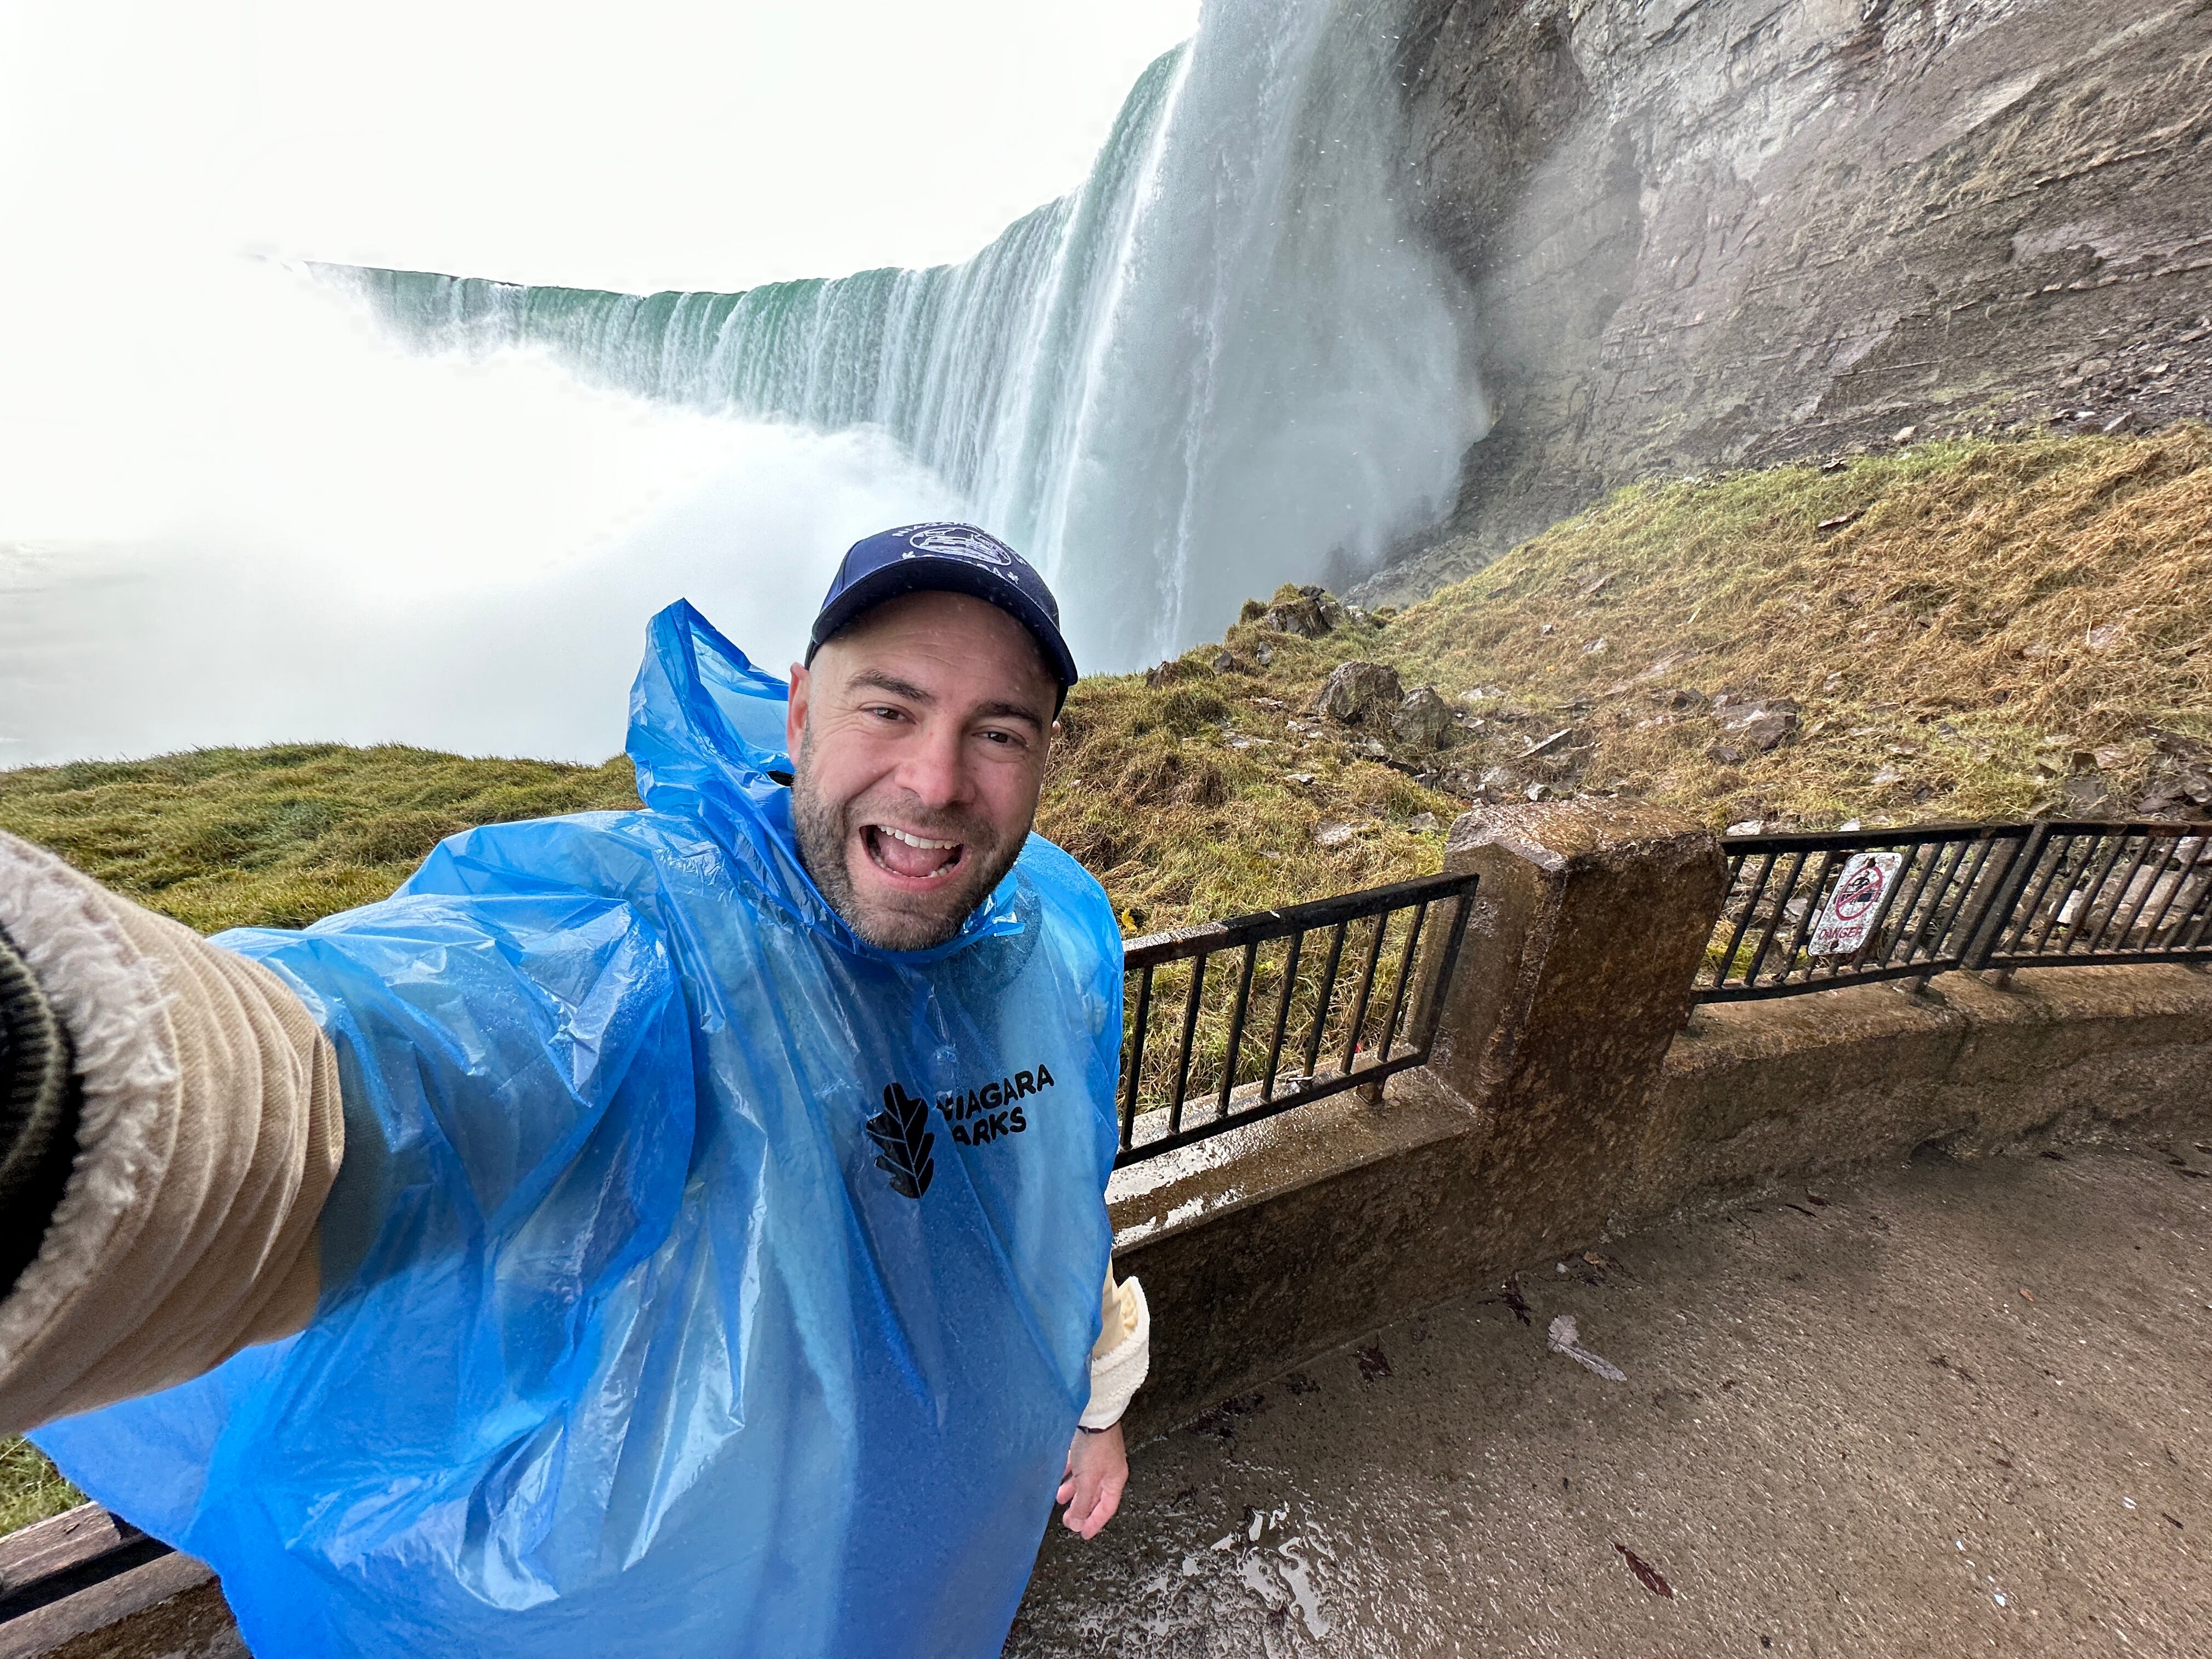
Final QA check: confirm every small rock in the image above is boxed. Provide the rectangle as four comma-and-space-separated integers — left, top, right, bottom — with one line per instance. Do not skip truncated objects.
1354, 737, 1390, 761
1251, 696, 1285, 712
1254, 642, 1274, 668
1303, 585, 1350, 632
1523, 729, 1573, 759
1408, 811, 1441, 835
2092, 743, 2131, 771
1343, 604, 1374, 629
1392, 686, 1458, 750
1872, 764, 1906, 786
1892, 425, 1917, 442
1261, 593, 1331, 638
1578, 573, 1613, 600
1726, 819, 1763, 834
1525, 783, 1550, 802
1653, 687, 1708, 710
2062, 773, 2109, 812
1312, 821, 1358, 849
1583, 637, 1610, 656
1707, 743, 1746, 766
1283, 771, 1317, 788
1312, 660, 1404, 725
1741, 710, 1798, 752
1539, 622, 1556, 636
1479, 765, 1523, 796
1211, 648, 1238, 672
2085, 623, 2125, 651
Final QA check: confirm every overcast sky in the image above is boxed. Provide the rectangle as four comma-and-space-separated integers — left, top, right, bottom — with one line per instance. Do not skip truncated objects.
3, 0, 1200, 294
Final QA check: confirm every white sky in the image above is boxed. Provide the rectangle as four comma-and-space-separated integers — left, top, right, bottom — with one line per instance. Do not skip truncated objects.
2, 0, 1201, 295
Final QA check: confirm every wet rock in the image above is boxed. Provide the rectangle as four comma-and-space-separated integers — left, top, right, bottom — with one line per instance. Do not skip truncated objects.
1312, 660, 1404, 725
1708, 743, 1746, 766
1719, 698, 1801, 752
1261, 594, 1331, 638
1341, 0, 2212, 614
1408, 811, 1441, 834
1392, 686, 1458, 749
1739, 710, 1798, 752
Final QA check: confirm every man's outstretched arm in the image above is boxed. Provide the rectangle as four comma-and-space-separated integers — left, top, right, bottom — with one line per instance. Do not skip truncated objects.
0, 831, 343, 1435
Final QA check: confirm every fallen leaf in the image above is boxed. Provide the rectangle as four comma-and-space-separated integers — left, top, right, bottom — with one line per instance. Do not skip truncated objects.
1583, 1252, 1607, 1267
1615, 1543, 1674, 1598
2019, 1288, 2036, 1304
1358, 1345, 1393, 1381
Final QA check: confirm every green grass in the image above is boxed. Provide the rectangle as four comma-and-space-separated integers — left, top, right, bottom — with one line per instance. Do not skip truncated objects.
1, 1436, 82, 1533
0, 743, 641, 933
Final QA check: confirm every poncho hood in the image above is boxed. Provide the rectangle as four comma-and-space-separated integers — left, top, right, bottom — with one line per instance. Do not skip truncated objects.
626, 599, 1031, 962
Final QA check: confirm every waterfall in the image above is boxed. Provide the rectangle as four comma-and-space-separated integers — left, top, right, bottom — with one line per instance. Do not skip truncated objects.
329, 0, 1486, 673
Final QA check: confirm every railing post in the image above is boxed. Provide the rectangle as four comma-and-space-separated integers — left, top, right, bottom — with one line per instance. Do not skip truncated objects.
1423, 804, 1726, 1262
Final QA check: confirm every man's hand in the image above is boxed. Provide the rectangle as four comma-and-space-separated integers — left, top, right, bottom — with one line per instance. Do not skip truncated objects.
1057, 1423, 1127, 1539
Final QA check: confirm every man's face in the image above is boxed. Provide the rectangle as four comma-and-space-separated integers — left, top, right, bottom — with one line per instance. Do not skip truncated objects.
786, 590, 1060, 951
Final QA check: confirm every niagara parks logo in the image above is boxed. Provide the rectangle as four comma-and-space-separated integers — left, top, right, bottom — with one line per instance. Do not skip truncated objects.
900, 523, 1016, 568
864, 1063, 1060, 1199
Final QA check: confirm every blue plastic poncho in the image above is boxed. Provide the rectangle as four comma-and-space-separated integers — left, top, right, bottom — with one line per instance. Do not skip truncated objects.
35, 601, 1125, 1659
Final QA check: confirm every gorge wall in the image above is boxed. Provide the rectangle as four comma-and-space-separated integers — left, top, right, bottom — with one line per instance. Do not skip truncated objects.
1362, 0, 2212, 603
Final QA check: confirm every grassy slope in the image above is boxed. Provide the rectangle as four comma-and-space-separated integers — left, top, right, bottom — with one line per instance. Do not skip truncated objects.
4, 427, 2207, 1525
1376, 426, 2212, 827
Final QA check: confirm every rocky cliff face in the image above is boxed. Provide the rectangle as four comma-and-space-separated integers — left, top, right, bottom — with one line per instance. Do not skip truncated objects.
1361, 0, 2212, 602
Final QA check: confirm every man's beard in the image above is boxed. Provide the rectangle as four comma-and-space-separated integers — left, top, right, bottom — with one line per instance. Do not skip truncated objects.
788, 734, 1027, 951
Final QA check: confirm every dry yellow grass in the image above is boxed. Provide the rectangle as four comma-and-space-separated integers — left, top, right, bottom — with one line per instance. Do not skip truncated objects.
1377, 426, 2212, 827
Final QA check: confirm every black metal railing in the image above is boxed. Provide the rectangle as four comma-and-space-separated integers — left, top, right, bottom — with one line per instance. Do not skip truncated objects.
1976, 821, 2212, 968
1696, 819, 2212, 1001
1115, 870, 1478, 1166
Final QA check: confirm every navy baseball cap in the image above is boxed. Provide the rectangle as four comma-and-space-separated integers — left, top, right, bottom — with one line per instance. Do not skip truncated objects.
805, 523, 1078, 704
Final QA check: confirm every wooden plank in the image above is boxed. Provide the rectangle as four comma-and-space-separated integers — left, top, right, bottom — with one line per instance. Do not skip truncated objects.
0, 1506, 148, 1601
1, 1552, 222, 1659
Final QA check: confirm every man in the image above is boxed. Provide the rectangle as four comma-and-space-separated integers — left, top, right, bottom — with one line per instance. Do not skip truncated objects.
0, 524, 1148, 1658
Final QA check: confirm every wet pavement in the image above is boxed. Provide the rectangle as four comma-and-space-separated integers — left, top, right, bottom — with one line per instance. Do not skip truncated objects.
1009, 1135, 2212, 1657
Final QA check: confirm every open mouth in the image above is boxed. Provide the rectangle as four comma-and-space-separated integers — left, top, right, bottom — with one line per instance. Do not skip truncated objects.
861, 822, 969, 886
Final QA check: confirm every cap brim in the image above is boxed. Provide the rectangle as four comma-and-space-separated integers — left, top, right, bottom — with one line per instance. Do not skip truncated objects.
809, 555, 1079, 692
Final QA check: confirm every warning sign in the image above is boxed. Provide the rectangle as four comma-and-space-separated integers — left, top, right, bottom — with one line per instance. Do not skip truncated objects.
1808, 851, 1904, 956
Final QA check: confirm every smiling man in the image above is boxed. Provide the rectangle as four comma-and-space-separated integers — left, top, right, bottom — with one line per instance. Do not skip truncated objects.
0, 524, 1147, 1657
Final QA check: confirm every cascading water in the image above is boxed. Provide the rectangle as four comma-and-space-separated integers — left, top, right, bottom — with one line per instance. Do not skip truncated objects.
332, 0, 1487, 672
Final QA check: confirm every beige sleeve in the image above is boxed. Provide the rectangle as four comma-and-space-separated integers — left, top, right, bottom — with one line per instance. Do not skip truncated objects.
0, 831, 344, 1435
1082, 1268, 1149, 1430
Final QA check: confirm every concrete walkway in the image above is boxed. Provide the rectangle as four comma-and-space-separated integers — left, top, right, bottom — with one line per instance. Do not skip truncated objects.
1010, 1136, 2212, 1657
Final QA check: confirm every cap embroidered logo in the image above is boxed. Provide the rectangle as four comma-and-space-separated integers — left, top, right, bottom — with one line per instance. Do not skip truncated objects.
901, 523, 1019, 576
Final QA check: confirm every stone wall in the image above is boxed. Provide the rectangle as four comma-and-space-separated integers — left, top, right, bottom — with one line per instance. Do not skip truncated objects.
1360, 0, 2212, 602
